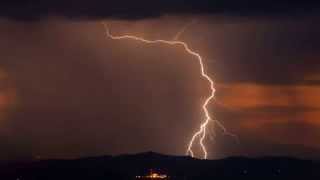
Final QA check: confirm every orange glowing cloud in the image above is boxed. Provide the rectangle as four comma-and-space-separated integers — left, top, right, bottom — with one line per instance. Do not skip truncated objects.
295, 85, 320, 109
218, 83, 320, 110
0, 68, 17, 128
217, 82, 320, 147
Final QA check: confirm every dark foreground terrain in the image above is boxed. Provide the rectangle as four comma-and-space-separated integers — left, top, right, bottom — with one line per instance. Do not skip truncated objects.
1, 152, 319, 180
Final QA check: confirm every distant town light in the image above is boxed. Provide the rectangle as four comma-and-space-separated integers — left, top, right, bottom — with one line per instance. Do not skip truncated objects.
136, 169, 169, 179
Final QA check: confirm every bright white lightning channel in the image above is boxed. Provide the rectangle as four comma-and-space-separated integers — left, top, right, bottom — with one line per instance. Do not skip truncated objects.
102, 22, 236, 159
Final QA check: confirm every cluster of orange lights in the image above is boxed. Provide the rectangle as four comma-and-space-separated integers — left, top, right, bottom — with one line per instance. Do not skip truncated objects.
136, 170, 169, 179
136, 173, 168, 179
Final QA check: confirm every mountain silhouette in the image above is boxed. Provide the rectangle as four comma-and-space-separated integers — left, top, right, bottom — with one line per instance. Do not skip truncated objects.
1, 152, 319, 179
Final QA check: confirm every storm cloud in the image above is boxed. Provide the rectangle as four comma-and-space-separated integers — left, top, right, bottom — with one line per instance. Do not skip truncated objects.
1, 0, 320, 20
0, 0, 319, 160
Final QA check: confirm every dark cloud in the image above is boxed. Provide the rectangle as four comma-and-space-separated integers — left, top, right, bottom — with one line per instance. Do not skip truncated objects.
192, 16, 320, 85
0, 20, 208, 159
1, 0, 320, 20
0, 11, 319, 159
216, 138, 320, 159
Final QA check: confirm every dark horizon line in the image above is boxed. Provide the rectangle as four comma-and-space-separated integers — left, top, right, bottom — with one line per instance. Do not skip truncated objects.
21, 151, 319, 162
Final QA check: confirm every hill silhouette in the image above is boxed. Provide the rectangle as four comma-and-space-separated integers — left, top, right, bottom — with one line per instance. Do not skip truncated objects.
1, 152, 319, 179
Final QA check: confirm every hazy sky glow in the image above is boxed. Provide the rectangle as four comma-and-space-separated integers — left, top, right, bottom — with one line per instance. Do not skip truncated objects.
0, 0, 320, 160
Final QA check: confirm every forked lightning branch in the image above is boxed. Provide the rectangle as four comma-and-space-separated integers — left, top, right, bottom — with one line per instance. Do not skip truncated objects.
102, 22, 236, 159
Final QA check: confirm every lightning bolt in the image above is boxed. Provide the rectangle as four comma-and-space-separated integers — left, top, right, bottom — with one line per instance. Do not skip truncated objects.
102, 22, 236, 159
173, 19, 197, 40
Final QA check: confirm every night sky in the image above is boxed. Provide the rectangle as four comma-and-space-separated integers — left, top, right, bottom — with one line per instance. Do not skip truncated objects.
0, 0, 320, 160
